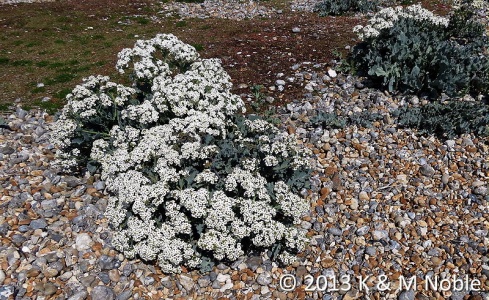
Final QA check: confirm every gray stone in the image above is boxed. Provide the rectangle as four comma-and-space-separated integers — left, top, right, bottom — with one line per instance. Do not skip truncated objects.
30, 218, 47, 230
473, 186, 487, 195
356, 226, 370, 236
0, 147, 15, 155
43, 283, 58, 296
197, 277, 211, 288
18, 225, 30, 232
420, 164, 435, 177
98, 255, 114, 270
80, 275, 96, 287
94, 181, 106, 191
68, 290, 88, 300
11, 234, 26, 247
64, 176, 81, 188
328, 227, 342, 236
276, 79, 286, 86
246, 256, 262, 272
442, 174, 450, 184
16, 108, 28, 119
90, 286, 114, 300
292, 27, 301, 33
179, 275, 195, 292
398, 290, 415, 300
116, 291, 132, 300
0, 271, 4, 285
122, 264, 132, 277
75, 233, 93, 251
373, 230, 388, 240
256, 272, 272, 285
0, 286, 15, 300
98, 272, 110, 284
365, 247, 377, 256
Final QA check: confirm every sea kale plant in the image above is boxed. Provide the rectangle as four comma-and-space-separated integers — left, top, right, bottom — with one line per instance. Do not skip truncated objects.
351, 4, 489, 97
395, 100, 489, 139
314, 0, 379, 16
51, 34, 313, 274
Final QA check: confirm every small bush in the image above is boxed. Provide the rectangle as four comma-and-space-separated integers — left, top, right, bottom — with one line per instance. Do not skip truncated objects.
314, 0, 378, 16
395, 101, 489, 139
51, 34, 312, 274
351, 4, 489, 97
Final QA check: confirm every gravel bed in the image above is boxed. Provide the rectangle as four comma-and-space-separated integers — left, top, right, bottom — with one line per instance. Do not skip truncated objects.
0, 60, 488, 300
160, 0, 279, 20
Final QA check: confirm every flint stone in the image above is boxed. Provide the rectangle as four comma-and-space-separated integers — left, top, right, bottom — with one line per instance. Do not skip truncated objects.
75, 233, 93, 251
398, 290, 415, 300
179, 275, 195, 292
116, 291, 132, 300
30, 218, 47, 230
90, 286, 114, 300
257, 272, 273, 285
68, 290, 88, 300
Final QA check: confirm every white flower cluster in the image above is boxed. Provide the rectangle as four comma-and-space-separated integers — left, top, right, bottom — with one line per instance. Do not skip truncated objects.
52, 34, 312, 273
50, 75, 137, 169
451, 0, 489, 10
353, 4, 449, 39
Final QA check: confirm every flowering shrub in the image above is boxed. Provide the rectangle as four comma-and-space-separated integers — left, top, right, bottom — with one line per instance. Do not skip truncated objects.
351, 4, 489, 97
51, 34, 313, 273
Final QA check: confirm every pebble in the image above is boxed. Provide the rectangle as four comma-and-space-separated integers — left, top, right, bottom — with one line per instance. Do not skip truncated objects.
180, 275, 195, 292
292, 27, 301, 33
116, 291, 131, 300
398, 290, 415, 300
0, 10, 487, 298
30, 218, 47, 229
91, 286, 115, 300
161, 0, 277, 21
68, 290, 88, 300
256, 272, 272, 285
75, 233, 93, 251
356, 226, 370, 236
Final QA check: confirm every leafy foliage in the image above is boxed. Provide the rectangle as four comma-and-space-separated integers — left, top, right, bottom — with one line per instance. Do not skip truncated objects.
394, 101, 489, 139
351, 5, 489, 98
314, 0, 379, 16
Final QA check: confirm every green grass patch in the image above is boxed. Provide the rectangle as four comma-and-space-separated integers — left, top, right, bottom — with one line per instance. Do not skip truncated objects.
48, 62, 65, 69
176, 20, 187, 28
11, 60, 33, 66
91, 34, 105, 40
26, 41, 40, 48
135, 17, 150, 25
55, 88, 72, 100
36, 61, 50, 67
192, 43, 204, 51
37, 100, 63, 114
0, 57, 10, 65
54, 39, 66, 44
45, 73, 77, 85
0, 103, 11, 111
31, 86, 46, 93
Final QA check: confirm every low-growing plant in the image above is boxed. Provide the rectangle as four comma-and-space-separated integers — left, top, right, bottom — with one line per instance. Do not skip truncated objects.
51, 34, 313, 274
394, 100, 489, 139
351, 4, 489, 98
314, 0, 379, 16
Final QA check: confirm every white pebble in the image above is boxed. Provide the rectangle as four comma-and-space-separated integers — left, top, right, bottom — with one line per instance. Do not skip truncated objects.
75, 233, 93, 251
